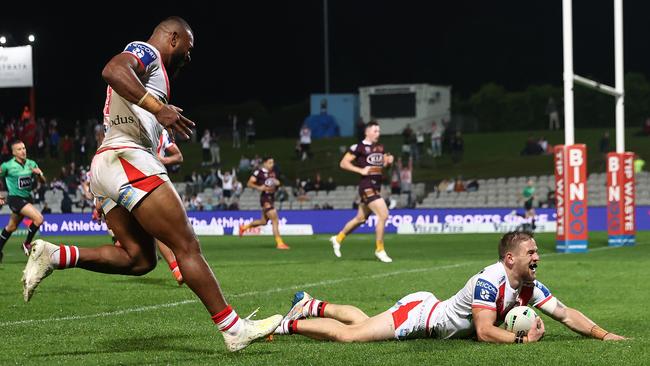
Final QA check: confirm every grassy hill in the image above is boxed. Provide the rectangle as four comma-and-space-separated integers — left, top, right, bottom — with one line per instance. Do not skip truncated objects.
34, 127, 650, 188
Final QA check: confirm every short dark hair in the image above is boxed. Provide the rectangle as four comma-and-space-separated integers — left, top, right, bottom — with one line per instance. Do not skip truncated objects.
498, 231, 534, 260
262, 156, 273, 162
10, 139, 24, 147
365, 121, 379, 129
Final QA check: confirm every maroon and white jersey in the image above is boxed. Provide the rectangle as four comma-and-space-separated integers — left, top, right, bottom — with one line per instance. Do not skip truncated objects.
348, 140, 385, 190
101, 41, 170, 153
252, 167, 277, 203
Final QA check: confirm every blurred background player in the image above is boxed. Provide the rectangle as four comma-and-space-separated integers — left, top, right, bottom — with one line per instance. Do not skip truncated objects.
329, 121, 394, 262
239, 156, 289, 249
21, 17, 281, 352
511, 179, 537, 232
275, 232, 626, 344
0, 140, 47, 262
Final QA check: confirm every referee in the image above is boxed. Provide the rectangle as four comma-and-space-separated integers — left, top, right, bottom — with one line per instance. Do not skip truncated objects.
0, 140, 46, 262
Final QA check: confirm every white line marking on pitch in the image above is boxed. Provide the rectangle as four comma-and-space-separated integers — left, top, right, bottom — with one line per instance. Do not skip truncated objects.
0, 243, 637, 327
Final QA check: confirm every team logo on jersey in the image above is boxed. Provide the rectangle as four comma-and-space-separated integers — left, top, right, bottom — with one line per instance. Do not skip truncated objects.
124, 43, 157, 68
264, 178, 276, 187
366, 153, 384, 166
474, 279, 497, 302
365, 146, 371, 153
535, 281, 552, 297
18, 176, 32, 189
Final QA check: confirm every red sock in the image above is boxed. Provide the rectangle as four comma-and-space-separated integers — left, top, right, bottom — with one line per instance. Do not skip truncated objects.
168, 260, 178, 271
52, 245, 79, 269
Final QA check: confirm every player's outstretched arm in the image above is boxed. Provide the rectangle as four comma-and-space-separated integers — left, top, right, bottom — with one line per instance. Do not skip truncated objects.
543, 301, 626, 341
473, 308, 545, 344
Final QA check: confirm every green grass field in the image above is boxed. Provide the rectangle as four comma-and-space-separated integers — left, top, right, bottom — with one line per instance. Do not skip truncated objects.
0, 232, 647, 365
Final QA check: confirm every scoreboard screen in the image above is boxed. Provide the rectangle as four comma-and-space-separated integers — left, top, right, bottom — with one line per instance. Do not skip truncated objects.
369, 93, 416, 118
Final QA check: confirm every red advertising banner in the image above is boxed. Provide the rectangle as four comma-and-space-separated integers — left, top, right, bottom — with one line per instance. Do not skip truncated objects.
554, 144, 588, 252
606, 152, 635, 246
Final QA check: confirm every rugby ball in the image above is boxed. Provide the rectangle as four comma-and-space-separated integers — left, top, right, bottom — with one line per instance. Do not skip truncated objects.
504, 306, 537, 335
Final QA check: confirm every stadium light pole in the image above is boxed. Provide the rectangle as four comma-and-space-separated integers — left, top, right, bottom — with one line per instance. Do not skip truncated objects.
28, 33, 37, 123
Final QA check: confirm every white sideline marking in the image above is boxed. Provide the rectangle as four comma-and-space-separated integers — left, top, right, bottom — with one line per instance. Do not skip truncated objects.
0, 243, 637, 327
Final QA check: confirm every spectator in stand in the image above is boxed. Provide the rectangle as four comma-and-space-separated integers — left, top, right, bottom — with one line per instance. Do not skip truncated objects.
251, 154, 262, 170
521, 136, 543, 156
36, 118, 46, 158
231, 114, 241, 148
390, 164, 401, 195
41, 202, 52, 214
77, 136, 89, 167
299, 124, 312, 161
238, 155, 251, 173
451, 131, 464, 164
210, 130, 221, 166
634, 154, 645, 174
0, 137, 10, 162
430, 122, 442, 158
61, 191, 73, 214
218, 168, 236, 204
401, 124, 413, 158
22, 118, 37, 149
313, 172, 322, 191
294, 140, 302, 160
201, 129, 211, 167
190, 193, 204, 211
435, 178, 451, 197
398, 156, 414, 207
94, 119, 104, 150
323, 176, 336, 192
62, 134, 73, 163
466, 179, 480, 192
453, 176, 466, 192
20, 106, 31, 123
233, 178, 243, 199
538, 136, 550, 155
203, 168, 218, 188
546, 97, 560, 130
415, 127, 425, 161
245, 117, 256, 148
49, 127, 60, 158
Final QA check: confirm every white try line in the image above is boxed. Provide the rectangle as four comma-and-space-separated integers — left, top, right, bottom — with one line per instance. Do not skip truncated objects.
0, 243, 636, 328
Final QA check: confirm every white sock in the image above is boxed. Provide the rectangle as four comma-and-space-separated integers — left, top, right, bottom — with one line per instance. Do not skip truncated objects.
212, 305, 242, 336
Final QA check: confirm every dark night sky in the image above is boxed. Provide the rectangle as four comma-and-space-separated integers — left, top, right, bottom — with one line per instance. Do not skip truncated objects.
1, 1, 650, 121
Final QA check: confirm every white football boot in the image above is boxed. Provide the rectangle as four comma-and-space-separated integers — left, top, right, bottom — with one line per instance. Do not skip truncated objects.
329, 236, 342, 258
374, 250, 393, 263
222, 314, 282, 352
22, 239, 58, 302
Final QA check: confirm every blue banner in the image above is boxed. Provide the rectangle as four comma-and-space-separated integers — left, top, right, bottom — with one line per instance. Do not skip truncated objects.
2, 207, 649, 235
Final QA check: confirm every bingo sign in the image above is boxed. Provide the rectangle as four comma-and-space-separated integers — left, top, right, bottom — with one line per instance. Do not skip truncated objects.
606, 152, 635, 246
554, 145, 588, 252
